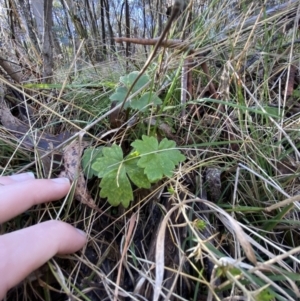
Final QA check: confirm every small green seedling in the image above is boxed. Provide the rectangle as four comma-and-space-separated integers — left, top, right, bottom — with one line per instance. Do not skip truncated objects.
109, 71, 162, 112
83, 135, 185, 208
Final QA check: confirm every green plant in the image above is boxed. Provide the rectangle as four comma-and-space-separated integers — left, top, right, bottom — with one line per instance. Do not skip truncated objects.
83, 135, 185, 207
81, 147, 103, 179
109, 71, 162, 112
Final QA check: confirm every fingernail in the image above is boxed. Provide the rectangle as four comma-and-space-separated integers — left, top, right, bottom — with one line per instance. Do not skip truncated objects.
75, 228, 87, 238
10, 172, 35, 181
51, 177, 70, 184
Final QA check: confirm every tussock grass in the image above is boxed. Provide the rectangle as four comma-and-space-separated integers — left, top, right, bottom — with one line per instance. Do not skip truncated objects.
1, 0, 300, 300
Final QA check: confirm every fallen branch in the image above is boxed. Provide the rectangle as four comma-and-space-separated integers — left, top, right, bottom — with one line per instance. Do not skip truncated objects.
114, 37, 193, 54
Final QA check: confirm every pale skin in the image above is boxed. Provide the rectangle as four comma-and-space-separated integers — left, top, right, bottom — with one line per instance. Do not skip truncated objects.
0, 172, 87, 300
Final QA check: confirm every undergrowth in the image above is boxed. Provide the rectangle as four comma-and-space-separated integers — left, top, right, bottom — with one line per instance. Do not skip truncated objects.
1, 0, 300, 300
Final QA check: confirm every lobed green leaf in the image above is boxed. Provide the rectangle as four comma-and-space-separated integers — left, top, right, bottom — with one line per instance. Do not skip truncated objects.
99, 168, 133, 208
109, 86, 130, 109
131, 135, 185, 182
131, 92, 162, 111
92, 144, 151, 207
120, 71, 149, 92
82, 147, 103, 179
92, 144, 123, 178
124, 156, 151, 188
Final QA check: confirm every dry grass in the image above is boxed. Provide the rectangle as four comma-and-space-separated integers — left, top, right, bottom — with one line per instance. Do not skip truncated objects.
1, 0, 300, 300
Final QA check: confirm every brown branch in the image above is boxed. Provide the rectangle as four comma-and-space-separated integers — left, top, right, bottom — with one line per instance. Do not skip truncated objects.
0, 56, 22, 83
201, 61, 217, 98
286, 64, 296, 98
114, 37, 192, 53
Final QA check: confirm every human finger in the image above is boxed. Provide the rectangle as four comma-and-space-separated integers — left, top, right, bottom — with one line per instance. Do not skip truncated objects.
0, 172, 35, 185
0, 178, 70, 223
0, 220, 86, 300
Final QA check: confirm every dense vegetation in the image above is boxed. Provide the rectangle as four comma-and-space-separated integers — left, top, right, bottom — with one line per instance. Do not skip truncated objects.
1, 0, 300, 300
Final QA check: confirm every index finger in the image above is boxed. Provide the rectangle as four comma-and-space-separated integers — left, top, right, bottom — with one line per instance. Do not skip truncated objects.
0, 172, 36, 185
0, 178, 71, 223
0, 220, 87, 299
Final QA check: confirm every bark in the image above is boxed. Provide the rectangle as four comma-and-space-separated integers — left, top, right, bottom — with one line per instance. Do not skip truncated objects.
100, 0, 107, 55
147, 0, 154, 37
142, 0, 147, 55
86, 0, 99, 38
42, 0, 53, 82
157, 0, 163, 35
117, 1, 125, 53
103, 0, 115, 53
18, 0, 40, 53
31, 0, 44, 46
125, 0, 131, 58
58, 0, 74, 63
86, 0, 102, 61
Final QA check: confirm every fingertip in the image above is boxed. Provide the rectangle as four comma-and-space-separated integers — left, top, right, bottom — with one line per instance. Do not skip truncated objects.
75, 228, 87, 239
0, 179, 72, 224
0, 172, 35, 185
50, 177, 70, 185
70, 226, 87, 251
9, 172, 35, 181
44, 221, 87, 254
0, 221, 87, 298
68, 228, 87, 252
